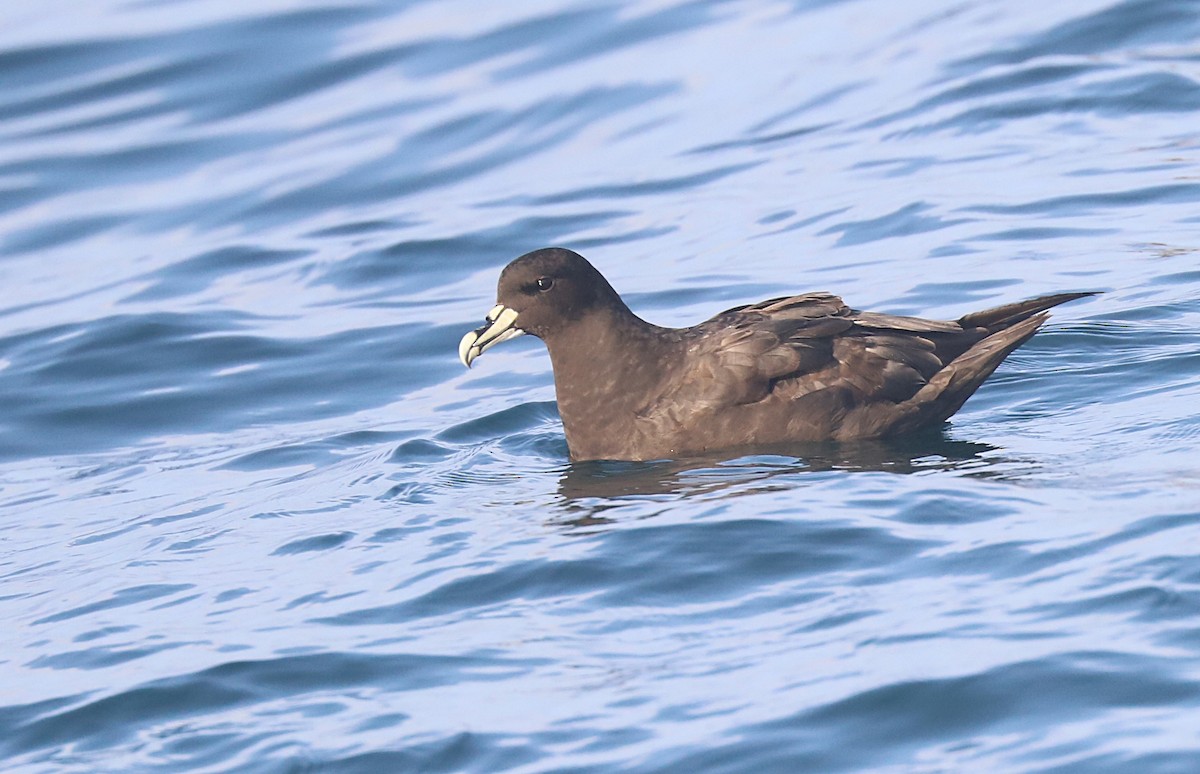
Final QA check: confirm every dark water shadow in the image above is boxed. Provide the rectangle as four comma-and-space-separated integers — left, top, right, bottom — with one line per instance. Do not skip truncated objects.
552, 430, 1006, 523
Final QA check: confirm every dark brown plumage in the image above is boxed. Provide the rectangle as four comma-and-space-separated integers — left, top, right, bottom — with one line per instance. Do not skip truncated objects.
458, 247, 1094, 461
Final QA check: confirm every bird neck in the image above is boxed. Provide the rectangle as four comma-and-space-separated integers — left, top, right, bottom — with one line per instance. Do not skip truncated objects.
542, 308, 676, 460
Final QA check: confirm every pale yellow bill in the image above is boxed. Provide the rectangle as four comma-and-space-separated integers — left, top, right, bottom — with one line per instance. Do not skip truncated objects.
459, 304, 524, 368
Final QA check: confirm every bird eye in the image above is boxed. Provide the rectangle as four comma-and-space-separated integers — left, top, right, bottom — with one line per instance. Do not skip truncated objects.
535, 277, 554, 292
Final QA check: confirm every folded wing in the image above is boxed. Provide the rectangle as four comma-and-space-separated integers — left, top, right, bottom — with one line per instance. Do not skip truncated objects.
647, 292, 971, 416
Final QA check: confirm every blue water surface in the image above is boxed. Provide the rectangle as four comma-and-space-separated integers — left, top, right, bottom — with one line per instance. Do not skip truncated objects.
3, 0, 1200, 771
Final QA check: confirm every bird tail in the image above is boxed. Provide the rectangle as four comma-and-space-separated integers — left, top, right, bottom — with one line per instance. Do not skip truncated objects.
888, 312, 1049, 433
864, 291, 1097, 436
957, 291, 1098, 333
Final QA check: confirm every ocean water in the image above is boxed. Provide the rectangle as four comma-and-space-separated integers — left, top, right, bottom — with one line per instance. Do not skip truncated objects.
3, 0, 1200, 771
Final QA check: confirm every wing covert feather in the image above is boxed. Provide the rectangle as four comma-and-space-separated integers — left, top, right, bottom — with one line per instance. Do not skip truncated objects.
641, 291, 970, 421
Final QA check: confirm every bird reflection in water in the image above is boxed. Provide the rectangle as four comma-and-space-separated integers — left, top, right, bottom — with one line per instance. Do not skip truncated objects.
551, 431, 1011, 527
